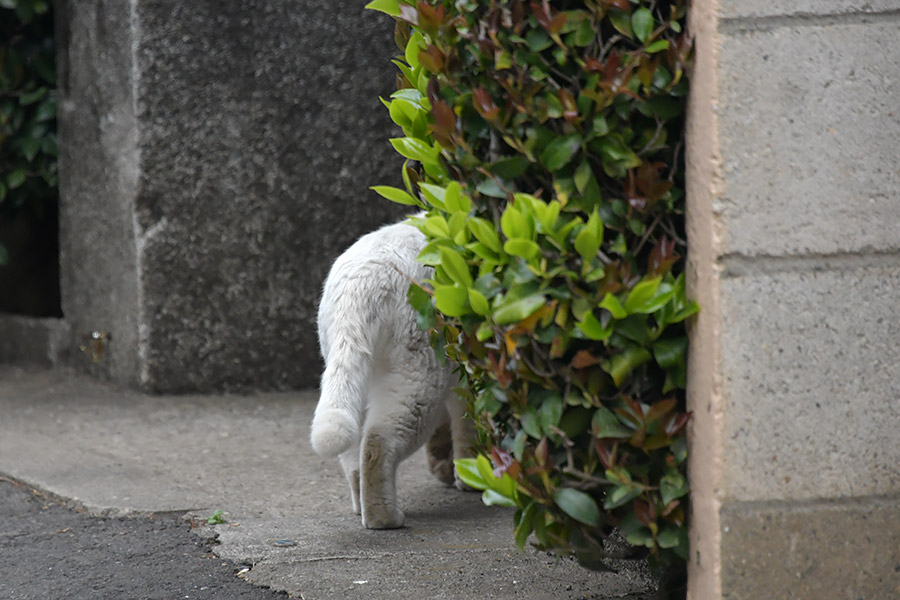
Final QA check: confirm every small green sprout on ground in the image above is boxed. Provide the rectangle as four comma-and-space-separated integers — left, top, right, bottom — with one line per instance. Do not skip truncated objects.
206, 510, 227, 525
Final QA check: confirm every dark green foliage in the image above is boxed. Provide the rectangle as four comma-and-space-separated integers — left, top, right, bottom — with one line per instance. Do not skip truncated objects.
368, 0, 695, 584
0, 0, 57, 266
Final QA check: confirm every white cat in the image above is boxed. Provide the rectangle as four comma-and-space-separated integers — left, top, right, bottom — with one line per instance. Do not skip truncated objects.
310, 218, 474, 529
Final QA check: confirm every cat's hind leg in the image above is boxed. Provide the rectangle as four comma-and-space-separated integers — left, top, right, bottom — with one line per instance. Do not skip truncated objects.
359, 423, 407, 529
359, 374, 444, 529
425, 410, 456, 486
338, 444, 361, 514
446, 391, 477, 491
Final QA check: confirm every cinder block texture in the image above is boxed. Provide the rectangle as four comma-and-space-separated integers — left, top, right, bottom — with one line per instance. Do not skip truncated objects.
720, 498, 900, 599
720, 1, 900, 19
718, 262, 900, 502
716, 22, 900, 257
57, 2, 407, 391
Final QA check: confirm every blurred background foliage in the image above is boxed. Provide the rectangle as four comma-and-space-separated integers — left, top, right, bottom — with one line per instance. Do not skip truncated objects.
0, 0, 60, 316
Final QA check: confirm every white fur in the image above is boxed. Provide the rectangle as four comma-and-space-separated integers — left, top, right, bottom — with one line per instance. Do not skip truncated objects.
310, 219, 473, 529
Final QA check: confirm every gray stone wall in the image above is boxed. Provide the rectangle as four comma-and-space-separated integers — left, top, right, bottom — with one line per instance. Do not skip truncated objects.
55, 1, 406, 392
686, 2, 900, 598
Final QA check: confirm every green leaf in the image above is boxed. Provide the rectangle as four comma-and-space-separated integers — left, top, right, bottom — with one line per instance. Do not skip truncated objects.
574, 210, 603, 263
418, 183, 447, 210
20, 138, 40, 162
553, 488, 601, 527
468, 288, 490, 316
608, 9, 633, 39
645, 39, 670, 53
19, 87, 47, 106
533, 200, 561, 235
391, 88, 424, 102
515, 502, 537, 550
443, 181, 471, 214
576, 311, 612, 341
476, 178, 506, 198
433, 284, 469, 317
539, 134, 581, 171
653, 336, 688, 369
494, 294, 546, 325
538, 394, 564, 434
604, 345, 653, 386
624, 277, 662, 314
476, 321, 493, 341
631, 7, 654, 44
670, 300, 700, 323
500, 207, 529, 241
592, 407, 632, 439
574, 161, 592, 193
35, 97, 56, 122
468, 217, 502, 253
0, 243, 7, 266
489, 156, 530, 179
370, 185, 423, 207
364, 0, 401, 15
503, 238, 540, 261
405, 31, 425, 70
520, 411, 542, 439
600, 293, 627, 319
526, 28, 553, 52
482, 488, 518, 508
439, 247, 473, 288
603, 484, 642, 510
657, 527, 681, 549
422, 216, 451, 238
660, 470, 689, 505
454, 458, 488, 490
476, 454, 495, 483
6, 170, 26, 190
390, 137, 438, 164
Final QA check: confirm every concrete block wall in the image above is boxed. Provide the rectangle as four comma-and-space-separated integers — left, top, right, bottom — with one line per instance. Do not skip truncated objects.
52, 1, 406, 392
686, 2, 900, 598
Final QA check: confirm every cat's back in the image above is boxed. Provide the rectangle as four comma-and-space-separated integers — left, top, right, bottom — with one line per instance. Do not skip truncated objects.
326, 220, 427, 285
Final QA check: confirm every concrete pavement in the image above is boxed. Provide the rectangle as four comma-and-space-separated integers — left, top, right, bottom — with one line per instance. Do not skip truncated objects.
0, 366, 654, 599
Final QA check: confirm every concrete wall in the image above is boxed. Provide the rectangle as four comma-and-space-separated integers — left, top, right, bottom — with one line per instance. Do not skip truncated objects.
686, 2, 900, 598
50, 0, 406, 392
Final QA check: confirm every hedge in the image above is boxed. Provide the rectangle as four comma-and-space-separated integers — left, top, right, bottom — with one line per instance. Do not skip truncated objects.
370, 0, 694, 594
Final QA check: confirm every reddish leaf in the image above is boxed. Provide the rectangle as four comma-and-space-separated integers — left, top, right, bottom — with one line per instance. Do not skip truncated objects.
584, 58, 605, 73
664, 411, 691, 437
633, 499, 654, 526
416, 1, 445, 35
473, 87, 500, 122
431, 98, 456, 132
644, 396, 677, 424
604, 0, 631, 10
660, 499, 680, 518
571, 349, 599, 369
535, 437, 550, 466
426, 76, 441, 106
530, 0, 567, 35
648, 235, 680, 276
558, 88, 579, 123
418, 46, 446, 73
595, 440, 617, 469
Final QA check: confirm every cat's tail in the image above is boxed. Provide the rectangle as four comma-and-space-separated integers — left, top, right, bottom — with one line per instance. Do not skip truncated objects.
310, 337, 371, 457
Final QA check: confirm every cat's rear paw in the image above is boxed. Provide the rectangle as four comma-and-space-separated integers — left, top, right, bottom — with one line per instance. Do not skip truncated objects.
429, 458, 456, 487
362, 507, 405, 529
454, 473, 478, 492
